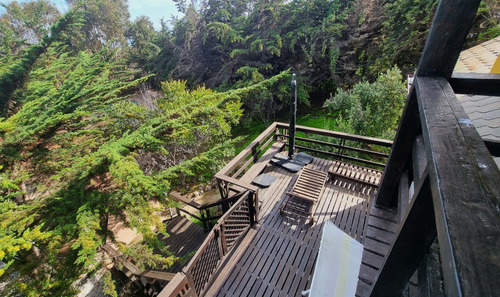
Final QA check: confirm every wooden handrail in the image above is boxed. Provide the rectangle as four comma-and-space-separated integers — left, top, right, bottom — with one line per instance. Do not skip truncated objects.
171, 190, 257, 297
275, 122, 392, 169
215, 121, 392, 186
214, 174, 259, 193
217, 122, 278, 177
283, 135, 390, 158
275, 122, 393, 147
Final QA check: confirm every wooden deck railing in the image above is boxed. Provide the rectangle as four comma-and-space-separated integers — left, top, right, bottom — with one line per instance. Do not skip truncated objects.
275, 122, 393, 169
159, 190, 258, 297
214, 122, 392, 204
170, 191, 248, 231
160, 122, 393, 297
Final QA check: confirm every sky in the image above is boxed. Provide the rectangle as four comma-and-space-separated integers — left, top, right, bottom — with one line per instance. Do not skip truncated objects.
0, 0, 183, 30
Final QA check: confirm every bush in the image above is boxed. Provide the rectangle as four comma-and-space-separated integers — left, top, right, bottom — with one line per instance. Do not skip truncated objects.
323, 66, 407, 139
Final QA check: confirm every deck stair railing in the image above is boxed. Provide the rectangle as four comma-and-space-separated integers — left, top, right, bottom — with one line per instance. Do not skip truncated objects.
159, 190, 258, 297
170, 191, 248, 231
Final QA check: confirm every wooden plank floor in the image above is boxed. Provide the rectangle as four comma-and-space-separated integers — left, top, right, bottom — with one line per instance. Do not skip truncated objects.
157, 216, 208, 273
203, 156, 394, 297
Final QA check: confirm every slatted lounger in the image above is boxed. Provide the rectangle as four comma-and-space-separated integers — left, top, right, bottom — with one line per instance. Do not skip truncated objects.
328, 160, 383, 187
281, 167, 328, 224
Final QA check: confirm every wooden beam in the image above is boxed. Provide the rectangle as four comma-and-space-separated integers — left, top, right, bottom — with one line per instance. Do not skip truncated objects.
449, 73, 500, 96
213, 174, 259, 193
418, 240, 445, 297
416, 76, 500, 297
282, 135, 390, 158
370, 175, 436, 297
157, 272, 197, 297
375, 88, 420, 207
416, 0, 482, 78
412, 135, 428, 184
397, 171, 409, 223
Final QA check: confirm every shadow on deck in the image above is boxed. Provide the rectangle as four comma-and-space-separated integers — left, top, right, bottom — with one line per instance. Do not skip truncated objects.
159, 216, 208, 274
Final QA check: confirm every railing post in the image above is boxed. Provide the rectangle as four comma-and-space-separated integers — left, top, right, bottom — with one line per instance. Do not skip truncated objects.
247, 191, 255, 226
184, 272, 197, 297
216, 178, 231, 212
253, 191, 259, 223
251, 146, 258, 163
200, 209, 208, 231
337, 138, 346, 160
219, 223, 228, 256
247, 191, 258, 225
158, 272, 198, 297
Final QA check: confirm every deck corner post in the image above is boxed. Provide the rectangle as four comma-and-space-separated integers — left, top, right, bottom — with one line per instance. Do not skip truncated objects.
253, 191, 259, 223
184, 272, 198, 297
375, 88, 419, 208
219, 223, 228, 255
247, 190, 258, 225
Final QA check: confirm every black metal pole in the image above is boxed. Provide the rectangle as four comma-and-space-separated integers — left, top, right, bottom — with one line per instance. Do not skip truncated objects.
289, 74, 297, 159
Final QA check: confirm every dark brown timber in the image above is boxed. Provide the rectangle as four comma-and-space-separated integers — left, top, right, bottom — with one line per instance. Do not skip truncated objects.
370, 175, 436, 297
416, 76, 500, 297
416, 0, 482, 78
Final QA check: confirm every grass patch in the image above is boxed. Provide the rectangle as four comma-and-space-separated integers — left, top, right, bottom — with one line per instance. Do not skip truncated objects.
296, 112, 339, 130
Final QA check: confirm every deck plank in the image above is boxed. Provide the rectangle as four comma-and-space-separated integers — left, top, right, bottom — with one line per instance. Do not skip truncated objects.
202, 155, 392, 297
156, 216, 207, 274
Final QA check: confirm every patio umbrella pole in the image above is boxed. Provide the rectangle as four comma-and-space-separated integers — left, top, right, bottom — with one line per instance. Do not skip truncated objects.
289, 74, 297, 159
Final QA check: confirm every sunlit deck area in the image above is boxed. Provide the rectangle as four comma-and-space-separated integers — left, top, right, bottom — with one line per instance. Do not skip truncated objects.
205, 156, 395, 297
159, 122, 395, 297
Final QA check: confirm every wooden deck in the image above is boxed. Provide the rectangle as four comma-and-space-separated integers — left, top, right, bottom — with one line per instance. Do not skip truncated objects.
158, 216, 208, 273
203, 156, 395, 297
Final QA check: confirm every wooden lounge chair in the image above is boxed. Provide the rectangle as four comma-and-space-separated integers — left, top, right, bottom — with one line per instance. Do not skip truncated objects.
328, 160, 383, 188
280, 167, 328, 224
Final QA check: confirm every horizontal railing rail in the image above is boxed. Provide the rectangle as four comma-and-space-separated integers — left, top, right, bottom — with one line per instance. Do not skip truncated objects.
217, 122, 281, 180
275, 122, 393, 169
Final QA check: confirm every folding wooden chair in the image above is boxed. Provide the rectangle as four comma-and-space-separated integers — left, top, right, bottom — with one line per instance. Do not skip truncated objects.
280, 167, 328, 224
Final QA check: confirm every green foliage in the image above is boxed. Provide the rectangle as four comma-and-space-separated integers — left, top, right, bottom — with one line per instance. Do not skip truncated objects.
157, 0, 351, 99
474, 1, 500, 42
126, 15, 160, 67
121, 242, 176, 270
0, 5, 83, 114
65, 0, 130, 52
0, 0, 60, 48
102, 269, 117, 297
324, 66, 407, 139
0, 18, 298, 293
71, 206, 101, 268
384, 0, 438, 65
